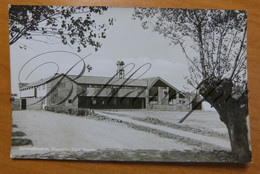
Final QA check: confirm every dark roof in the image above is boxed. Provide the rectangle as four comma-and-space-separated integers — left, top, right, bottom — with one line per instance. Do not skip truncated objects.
143, 77, 180, 92
20, 74, 183, 94
142, 77, 158, 87
19, 74, 63, 90
67, 75, 148, 87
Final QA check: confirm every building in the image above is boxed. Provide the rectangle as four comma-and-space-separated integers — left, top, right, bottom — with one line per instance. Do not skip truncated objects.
18, 62, 196, 111
19, 73, 193, 111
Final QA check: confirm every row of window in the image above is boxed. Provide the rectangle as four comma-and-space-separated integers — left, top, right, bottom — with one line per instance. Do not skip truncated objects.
150, 99, 187, 105
21, 85, 46, 91
80, 98, 134, 106
21, 83, 146, 91
81, 84, 145, 90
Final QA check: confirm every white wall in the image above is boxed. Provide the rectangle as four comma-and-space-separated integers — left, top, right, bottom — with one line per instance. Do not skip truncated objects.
37, 84, 47, 98
20, 88, 34, 98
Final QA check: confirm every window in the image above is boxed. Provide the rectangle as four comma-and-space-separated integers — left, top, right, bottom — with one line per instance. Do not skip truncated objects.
92, 98, 97, 105
92, 85, 102, 88
122, 98, 129, 104
113, 98, 117, 105
68, 99, 72, 104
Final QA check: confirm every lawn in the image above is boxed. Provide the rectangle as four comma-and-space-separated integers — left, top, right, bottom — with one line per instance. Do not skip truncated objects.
10, 109, 235, 162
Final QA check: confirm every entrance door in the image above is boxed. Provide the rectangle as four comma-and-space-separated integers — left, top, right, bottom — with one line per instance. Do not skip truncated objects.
21, 99, 26, 110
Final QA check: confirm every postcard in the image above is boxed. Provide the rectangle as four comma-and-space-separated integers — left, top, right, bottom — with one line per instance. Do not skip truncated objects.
9, 5, 251, 162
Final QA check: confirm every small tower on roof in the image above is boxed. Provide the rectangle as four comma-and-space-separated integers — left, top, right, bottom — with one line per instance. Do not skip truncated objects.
116, 60, 125, 79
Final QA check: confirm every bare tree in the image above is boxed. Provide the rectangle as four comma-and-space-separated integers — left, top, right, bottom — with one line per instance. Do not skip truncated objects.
9, 5, 114, 52
134, 8, 250, 161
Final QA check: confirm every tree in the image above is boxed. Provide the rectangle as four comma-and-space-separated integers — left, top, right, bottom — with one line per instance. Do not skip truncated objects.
134, 8, 250, 161
9, 5, 114, 52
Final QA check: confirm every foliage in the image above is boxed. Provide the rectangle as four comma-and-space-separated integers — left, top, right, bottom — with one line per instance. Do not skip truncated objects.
9, 5, 114, 52
134, 8, 251, 161
133, 8, 247, 94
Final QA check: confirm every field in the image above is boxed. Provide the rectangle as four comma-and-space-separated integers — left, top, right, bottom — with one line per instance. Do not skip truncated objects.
10, 109, 236, 162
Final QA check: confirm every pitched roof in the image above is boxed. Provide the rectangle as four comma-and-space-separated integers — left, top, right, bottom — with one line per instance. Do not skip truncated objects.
67, 75, 148, 87
143, 76, 180, 91
20, 74, 183, 94
19, 74, 63, 90
142, 77, 158, 87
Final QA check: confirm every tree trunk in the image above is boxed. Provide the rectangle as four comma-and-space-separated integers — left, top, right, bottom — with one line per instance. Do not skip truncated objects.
199, 77, 251, 161
224, 111, 251, 161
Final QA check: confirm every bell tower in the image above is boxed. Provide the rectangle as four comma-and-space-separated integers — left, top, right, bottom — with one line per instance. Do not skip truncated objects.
116, 60, 125, 79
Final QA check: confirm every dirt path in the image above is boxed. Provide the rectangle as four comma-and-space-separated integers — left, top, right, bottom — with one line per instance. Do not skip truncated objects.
96, 111, 231, 151
103, 111, 229, 140
11, 110, 195, 158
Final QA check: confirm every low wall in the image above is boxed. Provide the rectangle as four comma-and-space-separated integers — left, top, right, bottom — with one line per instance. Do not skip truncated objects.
45, 105, 95, 116
11, 98, 21, 110
148, 104, 190, 111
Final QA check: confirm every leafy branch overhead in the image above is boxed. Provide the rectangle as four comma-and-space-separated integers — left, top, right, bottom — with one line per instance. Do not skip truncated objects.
133, 8, 247, 93
9, 5, 114, 52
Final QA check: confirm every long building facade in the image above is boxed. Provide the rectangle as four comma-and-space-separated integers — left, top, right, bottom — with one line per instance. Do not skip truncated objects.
19, 73, 195, 111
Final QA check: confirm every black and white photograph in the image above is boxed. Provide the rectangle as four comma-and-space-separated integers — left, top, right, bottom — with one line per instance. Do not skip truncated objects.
9, 5, 251, 162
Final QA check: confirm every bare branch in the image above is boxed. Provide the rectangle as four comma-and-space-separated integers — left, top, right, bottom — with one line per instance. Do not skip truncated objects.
229, 25, 247, 79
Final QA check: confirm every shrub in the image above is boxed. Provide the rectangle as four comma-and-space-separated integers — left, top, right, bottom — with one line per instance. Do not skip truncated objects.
45, 105, 94, 117
76, 109, 85, 116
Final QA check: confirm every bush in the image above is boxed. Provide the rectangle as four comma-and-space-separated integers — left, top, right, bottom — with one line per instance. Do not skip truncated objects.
67, 108, 77, 115
76, 109, 85, 116
45, 105, 94, 117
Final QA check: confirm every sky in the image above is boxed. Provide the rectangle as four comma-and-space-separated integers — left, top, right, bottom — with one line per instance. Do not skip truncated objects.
10, 7, 191, 95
